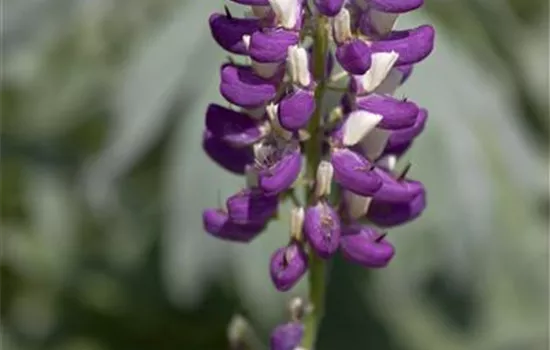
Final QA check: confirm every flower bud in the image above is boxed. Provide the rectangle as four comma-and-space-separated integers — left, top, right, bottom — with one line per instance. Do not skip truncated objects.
220, 64, 278, 108
340, 225, 395, 268
205, 104, 267, 147
270, 322, 304, 350
370, 25, 435, 66
336, 39, 373, 75
290, 207, 305, 241
270, 243, 308, 291
278, 89, 316, 131
203, 208, 266, 242
209, 13, 260, 55
287, 45, 311, 87
304, 201, 341, 258
315, 160, 334, 198
202, 130, 254, 175
356, 94, 419, 130
367, 189, 426, 227
226, 189, 279, 224
331, 148, 383, 196
314, 0, 346, 17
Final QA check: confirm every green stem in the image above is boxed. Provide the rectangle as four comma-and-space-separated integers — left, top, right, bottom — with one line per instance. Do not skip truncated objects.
301, 15, 329, 350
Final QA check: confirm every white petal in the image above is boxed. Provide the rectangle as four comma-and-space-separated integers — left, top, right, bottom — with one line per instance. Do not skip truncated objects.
333, 8, 352, 44
315, 160, 334, 198
252, 60, 280, 79
342, 110, 383, 146
287, 45, 311, 87
359, 51, 399, 94
376, 154, 397, 171
290, 207, 305, 241
242, 34, 251, 51
374, 68, 404, 95
344, 191, 372, 220
286, 45, 300, 84
269, 0, 298, 29
360, 127, 390, 161
368, 9, 399, 35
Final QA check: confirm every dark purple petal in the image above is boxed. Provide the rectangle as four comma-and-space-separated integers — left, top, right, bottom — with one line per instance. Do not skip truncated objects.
202, 130, 254, 174
278, 89, 316, 131
258, 147, 302, 196
249, 30, 300, 63
314, 0, 346, 16
270, 322, 304, 350
370, 25, 435, 66
205, 104, 264, 147
335, 39, 372, 75
369, 0, 424, 13
356, 94, 418, 129
203, 208, 265, 242
367, 189, 426, 227
269, 243, 308, 291
386, 108, 428, 146
330, 148, 383, 196
340, 225, 395, 267
372, 168, 424, 203
220, 64, 278, 108
304, 202, 341, 258
209, 13, 259, 55
229, 0, 270, 4
226, 188, 279, 224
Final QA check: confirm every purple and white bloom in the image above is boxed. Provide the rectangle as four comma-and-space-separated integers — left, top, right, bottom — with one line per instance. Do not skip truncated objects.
278, 88, 316, 131
367, 188, 427, 227
203, 208, 266, 242
270, 322, 304, 350
340, 225, 395, 268
270, 242, 308, 291
330, 147, 383, 196
220, 64, 280, 108
202, 130, 254, 175
304, 201, 341, 258
226, 188, 279, 224
205, 104, 269, 147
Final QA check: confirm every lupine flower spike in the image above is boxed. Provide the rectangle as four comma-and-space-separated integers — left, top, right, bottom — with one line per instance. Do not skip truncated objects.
204, 0, 434, 348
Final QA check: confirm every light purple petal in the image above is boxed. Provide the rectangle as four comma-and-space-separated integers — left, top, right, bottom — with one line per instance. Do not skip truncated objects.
356, 94, 418, 130
370, 25, 435, 66
209, 13, 259, 55
270, 322, 304, 350
229, 0, 270, 4
303, 201, 341, 258
205, 104, 264, 147
249, 29, 299, 63
220, 64, 278, 108
203, 208, 265, 242
226, 188, 279, 224
335, 39, 372, 75
278, 89, 316, 131
269, 243, 308, 291
330, 148, 383, 196
202, 130, 254, 174
340, 225, 395, 267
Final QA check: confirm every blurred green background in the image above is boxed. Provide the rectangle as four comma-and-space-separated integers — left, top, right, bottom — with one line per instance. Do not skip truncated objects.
1, 1, 549, 349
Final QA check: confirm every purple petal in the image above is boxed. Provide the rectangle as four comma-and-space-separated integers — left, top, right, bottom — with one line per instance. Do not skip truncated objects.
278, 89, 316, 131
229, 0, 270, 4
340, 225, 395, 267
383, 140, 413, 158
386, 108, 428, 146
258, 147, 302, 196
370, 25, 435, 66
202, 130, 254, 174
249, 29, 300, 63
335, 39, 372, 75
314, 0, 346, 16
356, 94, 418, 129
372, 168, 424, 203
369, 0, 424, 13
203, 208, 265, 242
209, 13, 259, 55
304, 201, 341, 258
367, 189, 426, 227
330, 148, 383, 196
397, 64, 413, 84
269, 243, 308, 291
226, 188, 279, 224
220, 64, 278, 108
205, 104, 264, 147
270, 322, 304, 350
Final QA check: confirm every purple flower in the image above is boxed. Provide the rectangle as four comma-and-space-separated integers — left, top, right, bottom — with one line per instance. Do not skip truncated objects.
340, 225, 395, 267
202, 130, 254, 175
335, 38, 372, 75
367, 189, 427, 227
368, 0, 424, 13
314, 0, 346, 17
278, 89, 316, 131
270, 322, 304, 350
209, 13, 259, 55
249, 29, 300, 63
270, 242, 308, 291
372, 168, 424, 203
220, 64, 279, 108
356, 94, 419, 130
203, 208, 266, 242
304, 201, 341, 258
226, 188, 279, 224
205, 104, 267, 147
254, 141, 302, 196
386, 108, 428, 147
331, 148, 383, 196
370, 25, 436, 66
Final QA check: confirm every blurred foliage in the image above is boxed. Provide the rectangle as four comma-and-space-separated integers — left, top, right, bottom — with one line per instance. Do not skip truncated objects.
1, 1, 548, 350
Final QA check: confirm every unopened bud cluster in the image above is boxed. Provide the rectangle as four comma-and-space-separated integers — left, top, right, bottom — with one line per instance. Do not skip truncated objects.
203, 0, 434, 297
